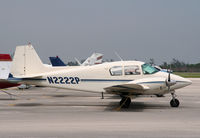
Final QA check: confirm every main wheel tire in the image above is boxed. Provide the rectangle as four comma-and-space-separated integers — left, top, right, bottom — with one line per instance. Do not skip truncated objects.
170, 99, 180, 107
124, 97, 131, 108
120, 97, 126, 106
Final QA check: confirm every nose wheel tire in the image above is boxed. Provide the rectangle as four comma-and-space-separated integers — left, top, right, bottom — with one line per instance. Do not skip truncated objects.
120, 97, 131, 108
170, 99, 180, 107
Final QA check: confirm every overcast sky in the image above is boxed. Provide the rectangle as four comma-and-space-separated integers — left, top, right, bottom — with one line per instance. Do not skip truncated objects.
0, 0, 199, 65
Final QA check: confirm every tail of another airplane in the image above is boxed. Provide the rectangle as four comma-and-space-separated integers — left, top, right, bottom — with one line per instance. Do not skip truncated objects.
0, 54, 12, 79
81, 53, 103, 66
49, 56, 66, 66
11, 44, 49, 77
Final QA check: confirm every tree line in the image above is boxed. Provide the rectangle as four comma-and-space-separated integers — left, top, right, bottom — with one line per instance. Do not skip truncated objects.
150, 58, 200, 72
66, 58, 200, 72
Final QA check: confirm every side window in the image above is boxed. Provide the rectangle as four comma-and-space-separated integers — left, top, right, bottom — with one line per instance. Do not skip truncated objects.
124, 65, 140, 75
110, 66, 122, 76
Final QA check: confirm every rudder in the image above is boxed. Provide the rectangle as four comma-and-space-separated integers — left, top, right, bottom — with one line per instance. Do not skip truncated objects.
11, 44, 47, 77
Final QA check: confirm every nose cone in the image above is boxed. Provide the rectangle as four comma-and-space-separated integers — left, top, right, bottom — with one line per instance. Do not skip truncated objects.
155, 71, 192, 89
183, 78, 192, 86
171, 74, 192, 89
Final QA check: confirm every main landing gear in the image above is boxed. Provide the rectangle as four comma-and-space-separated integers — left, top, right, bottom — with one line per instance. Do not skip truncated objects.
120, 97, 131, 108
170, 92, 180, 107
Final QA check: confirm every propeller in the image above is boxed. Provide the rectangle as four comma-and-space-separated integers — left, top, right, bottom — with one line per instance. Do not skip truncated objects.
168, 69, 171, 82
167, 68, 171, 91
166, 65, 176, 91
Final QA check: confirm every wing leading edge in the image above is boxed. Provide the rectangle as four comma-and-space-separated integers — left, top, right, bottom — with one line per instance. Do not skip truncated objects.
104, 80, 150, 94
104, 77, 167, 95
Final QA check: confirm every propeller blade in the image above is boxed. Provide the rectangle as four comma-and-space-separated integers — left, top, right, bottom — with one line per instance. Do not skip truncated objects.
167, 64, 171, 91
168, 71, 171, 82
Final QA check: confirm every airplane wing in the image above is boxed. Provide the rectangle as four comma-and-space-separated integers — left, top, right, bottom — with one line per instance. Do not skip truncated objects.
104, 81, 149, 94
104, 77, 166, 95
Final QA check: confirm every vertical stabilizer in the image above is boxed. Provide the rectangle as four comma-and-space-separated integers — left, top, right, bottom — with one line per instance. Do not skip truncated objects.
11, 44, 47, 77
49, 56, 66, 66
82, 53, 103, 66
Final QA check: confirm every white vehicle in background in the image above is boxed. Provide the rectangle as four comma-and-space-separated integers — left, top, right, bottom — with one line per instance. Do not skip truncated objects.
10, 44, 192, 108
17, 84, 31, 89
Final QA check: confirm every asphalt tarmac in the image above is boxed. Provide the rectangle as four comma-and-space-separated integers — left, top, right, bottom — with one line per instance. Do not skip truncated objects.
0, 78, 199, 138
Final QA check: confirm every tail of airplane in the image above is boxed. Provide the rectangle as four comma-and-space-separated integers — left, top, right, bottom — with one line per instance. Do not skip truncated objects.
0, 54, 12, 79
11, 44, 49, 77
49, 56, 66, 66
81, 53, 103, 66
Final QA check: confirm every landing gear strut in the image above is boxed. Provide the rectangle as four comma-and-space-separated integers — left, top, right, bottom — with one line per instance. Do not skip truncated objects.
170, 92, 180, 107
120, 97, 131, 108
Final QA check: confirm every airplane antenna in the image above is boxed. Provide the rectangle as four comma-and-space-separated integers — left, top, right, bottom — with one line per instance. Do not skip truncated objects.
114, 51, 123, 61
74, 58, 81, 66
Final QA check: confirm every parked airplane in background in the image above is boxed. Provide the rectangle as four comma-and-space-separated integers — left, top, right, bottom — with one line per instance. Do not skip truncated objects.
0, 54, 21, 97
0, 54, 12, 80
10, 44, 192, 108
0, 54, 32, 92
49, 56, 66, 66
0, 54, 20, 89
75, 53, 103, 66
50, 53, 103, 67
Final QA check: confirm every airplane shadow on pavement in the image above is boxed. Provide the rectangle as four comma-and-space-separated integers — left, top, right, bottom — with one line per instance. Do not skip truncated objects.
105, 101, 171, 112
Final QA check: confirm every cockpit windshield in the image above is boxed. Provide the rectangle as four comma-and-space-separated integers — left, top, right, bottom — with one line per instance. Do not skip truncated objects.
142, 63, 159, 75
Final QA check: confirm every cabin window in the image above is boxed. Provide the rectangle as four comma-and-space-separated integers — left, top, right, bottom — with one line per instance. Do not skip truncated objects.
124, 65, 140, 75
142, 63, 159, 74
110, 66, 123, 76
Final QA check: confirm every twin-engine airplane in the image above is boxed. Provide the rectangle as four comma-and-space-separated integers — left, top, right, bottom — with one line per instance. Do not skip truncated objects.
11, 44, 192, 108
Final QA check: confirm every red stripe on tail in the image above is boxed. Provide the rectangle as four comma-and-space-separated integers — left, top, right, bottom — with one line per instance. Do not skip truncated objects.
0, 54, 12, 61
97, 56, 103, 60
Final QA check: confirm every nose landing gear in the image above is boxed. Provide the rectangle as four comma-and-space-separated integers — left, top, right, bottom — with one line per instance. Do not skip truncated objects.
170, 92, 180, 107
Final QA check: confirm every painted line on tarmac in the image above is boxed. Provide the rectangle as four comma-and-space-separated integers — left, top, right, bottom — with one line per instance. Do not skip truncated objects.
8, 104, 15, 106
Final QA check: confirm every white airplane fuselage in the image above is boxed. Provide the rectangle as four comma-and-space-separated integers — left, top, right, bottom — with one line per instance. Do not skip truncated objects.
21, 61, 191, 96
10, 45, 192, 108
